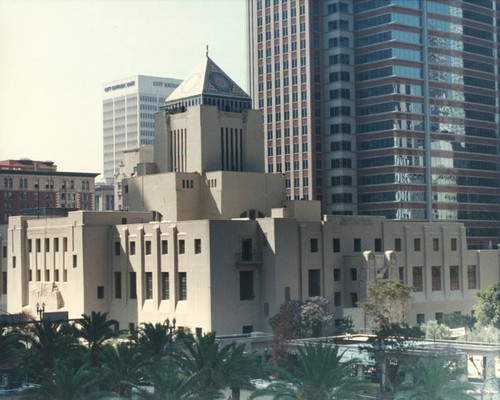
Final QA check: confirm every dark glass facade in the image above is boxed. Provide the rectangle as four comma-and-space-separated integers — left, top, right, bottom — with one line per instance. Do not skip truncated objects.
248, 0, 500, 247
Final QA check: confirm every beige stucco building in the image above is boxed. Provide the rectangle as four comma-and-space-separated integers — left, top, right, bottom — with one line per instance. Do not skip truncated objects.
2, 58, 499, 334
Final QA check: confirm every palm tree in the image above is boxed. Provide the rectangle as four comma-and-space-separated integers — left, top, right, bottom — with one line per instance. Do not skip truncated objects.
20, 363, 99, 400
21, 320, 79, 371
392, 355, 476, 400
180, 331, 259, 398
224, 343, 261, 400
251, 343, 373, 400
99, 341, 148, 398
135, 361, 219, 400
75, 311, 117, 368
0, 325, 22, 364
132, 322, 180, 365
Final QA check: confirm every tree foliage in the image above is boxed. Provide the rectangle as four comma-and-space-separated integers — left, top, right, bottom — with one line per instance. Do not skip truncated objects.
358, 280, 413, 327
421, 320, 451, 340
269, 297, 334, 339
250, 343, 374, 400
474, 281, 500, 329
393, 355, 476, 400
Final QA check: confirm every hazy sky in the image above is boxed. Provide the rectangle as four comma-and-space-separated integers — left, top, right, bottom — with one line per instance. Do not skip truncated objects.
0, 0, 246, 180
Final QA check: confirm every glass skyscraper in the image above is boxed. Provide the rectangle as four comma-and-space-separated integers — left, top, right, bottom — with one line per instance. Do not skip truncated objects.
247, 0, 500, 248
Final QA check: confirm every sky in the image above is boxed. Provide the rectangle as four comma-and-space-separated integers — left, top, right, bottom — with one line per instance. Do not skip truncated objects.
0, 0, 247, 180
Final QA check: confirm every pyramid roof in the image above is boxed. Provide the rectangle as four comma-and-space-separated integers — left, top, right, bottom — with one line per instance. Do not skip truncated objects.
164, 57, 250, 104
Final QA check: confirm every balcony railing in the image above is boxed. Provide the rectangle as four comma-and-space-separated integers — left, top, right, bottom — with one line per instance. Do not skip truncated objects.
235, 252, 262, 265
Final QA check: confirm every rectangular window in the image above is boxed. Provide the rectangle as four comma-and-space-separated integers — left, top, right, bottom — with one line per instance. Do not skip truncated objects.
350, 268, 357, 281
179, 240, 185, 254
97, 286, 104, 299
27, 240, 32, 253
399, 267, 404, 283
45, 269, 49, 281
54, 238, 59, 252
354, 238, 361, 252
179, 272, 187, 300
114, 242, 121, 256
413, 267, 423, 291
162, 272, 169, 300
242, 325, 253, 334
432, 266, 441, 291
451, 238, 457, 251
194, 239, 201, 254
161, 240, 168, 254
334, 268, 341, 281
394, 238, 402, 252
285, 286, 291, 302
414, 238, 421, 251
55, 269, 60, 282
63, 238, 68, 252
308, 269, 321, 297
145, 272, 153, 299
45, 238, 50, 252
130, 272, 137, 299
239, 270, 255, 300
12, 256, 16, 269
433, 238, 439, 251
130, 241, 136, 255
73, 255, 77, 268
350, 292, 358, 307
416, 313, 425, 324
334, 292, 342, 307
2, 272, 6, 295
333, 238, 340, 252
435, 312, 443, 323
114, 272, 122, 299
36, 269, 41, 282
374, 238, 382, 252
310, 238, 318, 253
36, 239, 41, 252
145, 241, 152, 255
467, 265, 477, 289
450, 266, 459, 290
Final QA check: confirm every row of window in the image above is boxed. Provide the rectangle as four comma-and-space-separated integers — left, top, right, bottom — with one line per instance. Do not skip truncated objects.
357, 172, 499, 189
2, 178, 90, 190
114, 238, 202, 256
412, 265, 478, 292
266, 126, 309, 139
394, 237, 457, 252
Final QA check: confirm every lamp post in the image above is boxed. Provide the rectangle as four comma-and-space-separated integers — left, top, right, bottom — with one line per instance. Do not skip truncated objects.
36, 302, 45, 320
165, 317, 176, 335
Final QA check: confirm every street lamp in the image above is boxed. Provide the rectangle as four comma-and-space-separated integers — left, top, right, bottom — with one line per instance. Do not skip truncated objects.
36, 302, 45, 320
165, 317, 176, 335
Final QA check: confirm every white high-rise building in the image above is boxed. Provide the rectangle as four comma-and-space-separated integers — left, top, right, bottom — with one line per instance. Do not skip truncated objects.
102, 75, 182, 185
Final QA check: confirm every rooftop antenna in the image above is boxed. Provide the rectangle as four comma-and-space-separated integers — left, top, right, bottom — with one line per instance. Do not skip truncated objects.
206, 45, 209, 58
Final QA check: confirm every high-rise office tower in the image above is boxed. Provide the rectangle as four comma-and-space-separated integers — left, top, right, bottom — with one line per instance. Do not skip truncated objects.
247, 0, 500, 248
102, 75, 182, 185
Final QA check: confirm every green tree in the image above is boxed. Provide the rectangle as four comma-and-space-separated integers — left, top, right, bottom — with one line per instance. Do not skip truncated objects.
135, 362, 219, 400
392, 355, 476, 400
442, 312, 476, 329
75, 311, 117, 368
21, 320, 79, 372
131, 322, 182, 365
364, 323, 423, 396
0, 325, 22, 364
180, 331, 258, 399
474, 281, 500, 329
421, 320, 451, 340
250, 343, 373, 400
358, 280, 413, 327
20, 363, 99, 400
99, 342, 148, 398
